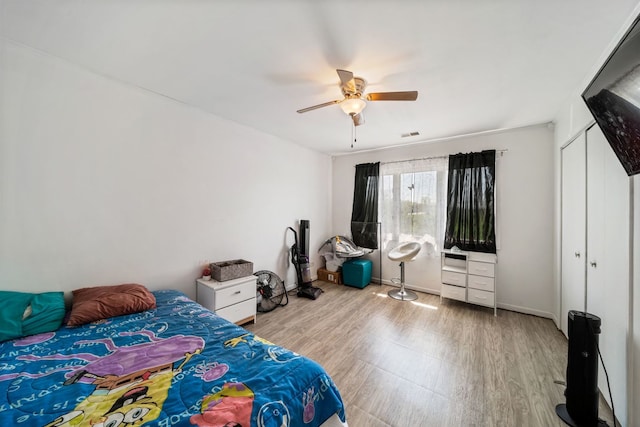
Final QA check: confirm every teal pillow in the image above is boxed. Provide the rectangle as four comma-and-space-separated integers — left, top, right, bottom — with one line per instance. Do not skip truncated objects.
0, 291, 33, 342
22, 292, 65, 336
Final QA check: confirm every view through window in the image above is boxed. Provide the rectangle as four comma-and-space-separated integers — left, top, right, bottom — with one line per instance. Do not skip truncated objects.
380, 158, 448, 258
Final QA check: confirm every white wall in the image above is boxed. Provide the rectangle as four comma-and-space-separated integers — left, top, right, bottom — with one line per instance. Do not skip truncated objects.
332, 124, 556, 318
555, 96, 638, 427
0, 39, 332, 300
552, 4, 640, 424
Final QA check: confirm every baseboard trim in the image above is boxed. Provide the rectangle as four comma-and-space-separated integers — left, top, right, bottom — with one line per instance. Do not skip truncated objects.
343, 277, 557, 319
376, 277, 555, 319
377, 278, 441, 296
497, 302, 555, 320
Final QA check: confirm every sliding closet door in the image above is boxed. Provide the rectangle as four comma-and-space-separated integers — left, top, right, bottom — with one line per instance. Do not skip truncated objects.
560, 134, 586, 337
585, 124, 630, 423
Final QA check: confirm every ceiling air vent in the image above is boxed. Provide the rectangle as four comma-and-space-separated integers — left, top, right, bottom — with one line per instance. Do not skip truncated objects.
401, 131, 420, 138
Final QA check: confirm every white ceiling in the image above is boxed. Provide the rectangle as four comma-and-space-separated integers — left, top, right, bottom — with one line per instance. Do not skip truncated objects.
1, 0, 639, 155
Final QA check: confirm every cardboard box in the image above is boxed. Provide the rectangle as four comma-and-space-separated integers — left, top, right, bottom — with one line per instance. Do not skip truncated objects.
317, 268, 342, 284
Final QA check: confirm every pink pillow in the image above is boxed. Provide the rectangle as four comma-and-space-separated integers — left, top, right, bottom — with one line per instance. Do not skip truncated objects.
67, 283, 156, 326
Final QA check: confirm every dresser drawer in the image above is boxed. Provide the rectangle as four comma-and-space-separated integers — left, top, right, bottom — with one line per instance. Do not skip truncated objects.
442, 270, 466, 287
468, 274, 495, 292
441, 284, 466, 302
467, 288, 495, 307
215, 279, 255, 309
216, 298, 256, 325
468, 261, 494, 277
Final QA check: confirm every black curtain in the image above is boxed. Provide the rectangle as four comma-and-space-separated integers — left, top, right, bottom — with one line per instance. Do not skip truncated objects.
444, 150, 496, 253
351, 162, 379, 249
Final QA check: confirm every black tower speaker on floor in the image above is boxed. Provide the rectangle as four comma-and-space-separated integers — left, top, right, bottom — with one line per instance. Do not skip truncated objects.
299, 220, 310, 257
556, 310, 604, 427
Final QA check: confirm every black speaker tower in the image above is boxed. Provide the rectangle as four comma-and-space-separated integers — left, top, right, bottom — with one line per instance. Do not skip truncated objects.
299, 220, 310, 257
293, 220, 321, 300
556, 310, 607, 427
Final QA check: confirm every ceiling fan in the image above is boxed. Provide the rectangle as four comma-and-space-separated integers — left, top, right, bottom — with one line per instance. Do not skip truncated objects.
296, 69, 418, 127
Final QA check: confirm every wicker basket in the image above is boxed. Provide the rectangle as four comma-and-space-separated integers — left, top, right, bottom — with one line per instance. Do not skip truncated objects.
210, 259, 253, 281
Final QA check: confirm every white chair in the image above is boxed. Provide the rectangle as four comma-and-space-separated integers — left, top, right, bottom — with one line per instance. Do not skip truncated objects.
387, 241, 421, 301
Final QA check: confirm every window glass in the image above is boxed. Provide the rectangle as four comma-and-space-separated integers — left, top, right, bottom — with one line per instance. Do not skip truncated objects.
380, 159, 447, 258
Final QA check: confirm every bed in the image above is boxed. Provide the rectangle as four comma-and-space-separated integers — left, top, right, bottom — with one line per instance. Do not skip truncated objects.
0, 289, 346, 427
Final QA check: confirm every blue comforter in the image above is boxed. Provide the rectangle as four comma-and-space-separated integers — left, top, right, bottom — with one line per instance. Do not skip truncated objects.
0, 290, 345, 426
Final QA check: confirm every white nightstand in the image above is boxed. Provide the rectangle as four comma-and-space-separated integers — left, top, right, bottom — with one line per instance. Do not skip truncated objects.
196, 275, 256, 326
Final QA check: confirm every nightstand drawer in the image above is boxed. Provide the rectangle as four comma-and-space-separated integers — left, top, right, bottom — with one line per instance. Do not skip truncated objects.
467, 288, 495, 307
468, 274, 495, 292
215, 279, 255, 309
441, 284, 466, 302
442, 271, 466, 287
468, 261, 494, 277
216, 298, 256, 325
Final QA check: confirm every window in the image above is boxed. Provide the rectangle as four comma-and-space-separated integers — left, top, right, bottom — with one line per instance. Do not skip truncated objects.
380, 158, 448, 258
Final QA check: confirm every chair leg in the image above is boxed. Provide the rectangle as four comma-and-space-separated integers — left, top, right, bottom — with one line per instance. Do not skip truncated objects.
388, 261, 418, 301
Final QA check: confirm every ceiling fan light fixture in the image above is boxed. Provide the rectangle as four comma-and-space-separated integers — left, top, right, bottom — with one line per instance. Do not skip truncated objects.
340, 98, 367, 116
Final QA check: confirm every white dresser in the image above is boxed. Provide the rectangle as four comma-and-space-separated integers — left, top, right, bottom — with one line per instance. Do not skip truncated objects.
440, 250, 497, 316
196, 275, 256, 326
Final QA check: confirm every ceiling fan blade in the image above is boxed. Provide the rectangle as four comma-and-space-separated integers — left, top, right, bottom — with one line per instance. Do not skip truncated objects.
337, 69, 356, 93
296, 99, 341, 113
366, 91, 418, 101
352, 112, 364, 127
336, 69, 354, 85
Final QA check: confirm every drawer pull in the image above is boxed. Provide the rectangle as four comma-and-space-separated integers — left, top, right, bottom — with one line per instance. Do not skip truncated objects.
234, 290, 242, 295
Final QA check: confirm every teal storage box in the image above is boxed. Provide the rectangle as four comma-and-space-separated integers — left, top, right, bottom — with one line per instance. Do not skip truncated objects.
342, 259, 372, 288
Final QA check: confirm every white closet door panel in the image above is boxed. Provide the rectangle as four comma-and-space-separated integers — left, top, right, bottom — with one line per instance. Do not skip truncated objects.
586, 124, 630, 423
561, 134, 586, 337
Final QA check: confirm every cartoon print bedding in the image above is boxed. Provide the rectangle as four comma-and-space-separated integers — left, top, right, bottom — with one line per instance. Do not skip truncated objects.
0, 290, 346, 426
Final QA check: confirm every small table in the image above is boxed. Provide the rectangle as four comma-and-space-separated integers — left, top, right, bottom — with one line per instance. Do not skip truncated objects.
196, 275, 256, 326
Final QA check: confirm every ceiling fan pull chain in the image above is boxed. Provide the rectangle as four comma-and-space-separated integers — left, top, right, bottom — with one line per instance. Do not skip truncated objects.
354, 124, 357, 148
351, 121, 356, 148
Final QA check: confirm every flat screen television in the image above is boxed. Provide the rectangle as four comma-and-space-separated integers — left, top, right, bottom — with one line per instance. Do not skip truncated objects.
582, 13, 640, 176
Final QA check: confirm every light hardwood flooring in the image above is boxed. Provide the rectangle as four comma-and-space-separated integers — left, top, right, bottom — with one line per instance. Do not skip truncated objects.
245, 281, 615, 427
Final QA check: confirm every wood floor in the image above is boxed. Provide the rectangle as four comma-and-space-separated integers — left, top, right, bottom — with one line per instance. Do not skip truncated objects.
245, 281, 615, 427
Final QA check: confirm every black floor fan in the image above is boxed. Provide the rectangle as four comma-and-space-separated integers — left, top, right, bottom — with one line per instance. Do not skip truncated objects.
288, 222, 322, 300
254, 270, 287, 312
556, 310, 610, 427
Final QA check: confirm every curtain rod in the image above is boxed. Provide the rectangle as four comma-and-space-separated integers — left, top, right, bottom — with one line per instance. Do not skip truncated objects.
380, 149, 508, 166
